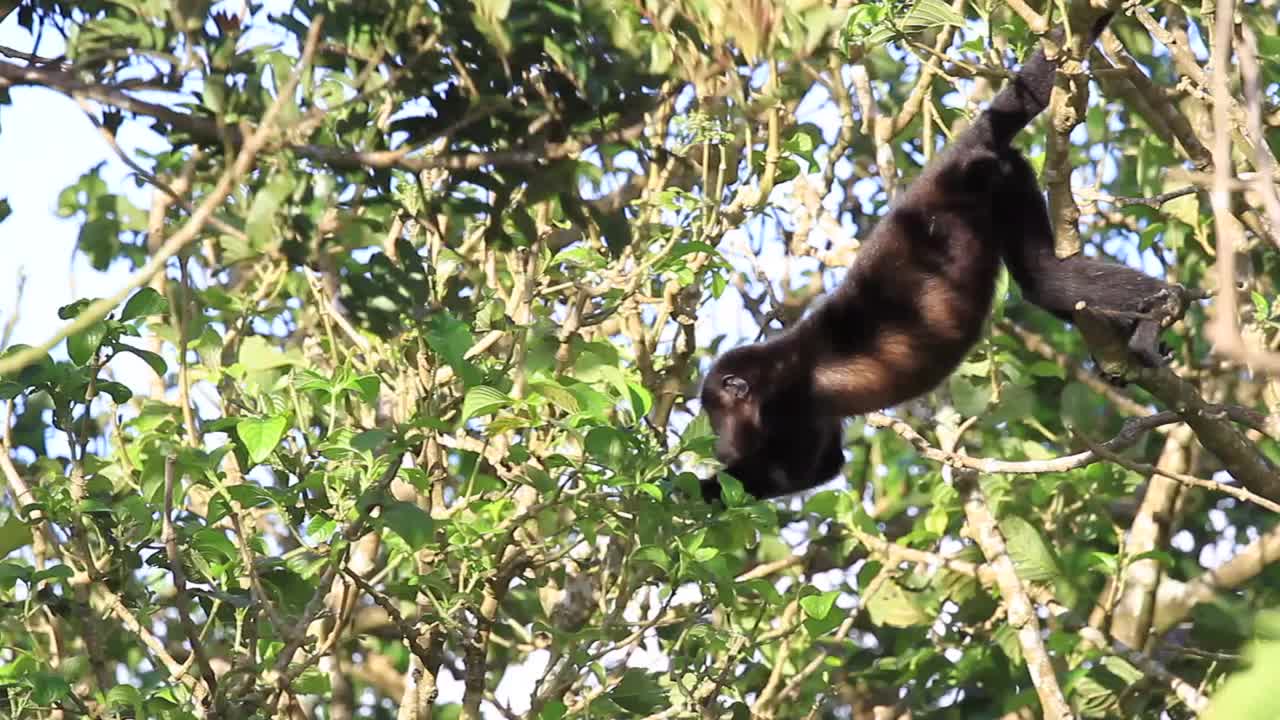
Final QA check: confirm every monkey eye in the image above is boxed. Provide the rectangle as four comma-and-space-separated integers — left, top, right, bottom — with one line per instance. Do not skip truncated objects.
722, 375, 750, 399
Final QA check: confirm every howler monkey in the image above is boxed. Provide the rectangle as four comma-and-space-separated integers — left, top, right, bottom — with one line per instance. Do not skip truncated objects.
700, 13, 1185, 502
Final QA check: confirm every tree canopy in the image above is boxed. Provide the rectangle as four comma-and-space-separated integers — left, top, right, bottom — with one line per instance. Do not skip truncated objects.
1, 1, 1279, 719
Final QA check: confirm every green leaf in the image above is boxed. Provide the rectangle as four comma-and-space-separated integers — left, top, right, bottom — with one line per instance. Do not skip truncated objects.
105, 684, 143, 710
607, 669, 665, 714
865, 579, 929, 628
237, 415, 288, 464
1252, 291, 1272, 323
294, 669, 331, 696
1206, 615, 1280, 720
1061, 382, 1099, 429
633, 546, 671, 572
0, 516, 33, 558
1027, 361, 1066, 379
0, 561, 32, 588
999, 516, 1061, 583
426, 315, 482, 387
225, 484, 275, 510
0, 344, 55, 385
120, 287, 169, 321
528, 379, 580, 413
97, 380, 133, 404
30, 672, 72, 705
0, 198, 10, 223
246, 174, 294, 251
57, 298, 96, 320
32, 565, 74, 584
461, 386, 511, 422
626, 380, 653, 418
799, 590, 840, 620
924, 504, 949, 535
902, 0, 965, 29
344, 374, 380, 404
802, 490, 842, 516
537, 700, 568, 720
67, 322, 108, 365
1129, 550, 1176, 568
240, 336, 295, 370
1084, 551, 1118, 575
190, 528, 239, 564
948, 375, 991, 416
120, 346, 168, 376
474, 0, 511, 21
381, 501, 436, 550
585, 427, 628, 466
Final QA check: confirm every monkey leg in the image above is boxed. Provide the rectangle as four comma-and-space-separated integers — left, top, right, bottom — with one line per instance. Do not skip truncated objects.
992, 150, 1183, 370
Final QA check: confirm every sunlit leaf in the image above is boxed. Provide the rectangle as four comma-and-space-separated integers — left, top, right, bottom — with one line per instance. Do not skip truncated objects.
461, 386, 512, 422
237, 415, 288, 464
120, 287, 169, 321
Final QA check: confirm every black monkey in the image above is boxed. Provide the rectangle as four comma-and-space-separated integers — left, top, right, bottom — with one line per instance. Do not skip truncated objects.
700, 14, 1184, 502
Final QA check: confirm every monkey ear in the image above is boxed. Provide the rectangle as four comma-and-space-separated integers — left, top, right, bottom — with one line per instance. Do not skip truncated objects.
722, 375, 750, 400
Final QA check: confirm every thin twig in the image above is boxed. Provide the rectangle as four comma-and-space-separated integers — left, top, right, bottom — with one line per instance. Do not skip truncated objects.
1085, 437, 1280, 513
865, 409, 1182, 475
341, 568, 435, 664
0, 269, 25, 350
163, 458, 219, 695
71, 95, 247, 242
269, 451, 405, 685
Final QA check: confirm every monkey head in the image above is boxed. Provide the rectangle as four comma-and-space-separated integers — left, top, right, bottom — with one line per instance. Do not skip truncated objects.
699, 343, 845, 502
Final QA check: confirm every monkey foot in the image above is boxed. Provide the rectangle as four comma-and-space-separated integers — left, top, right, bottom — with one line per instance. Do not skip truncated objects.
1100, 369, 1129, 388
1140, 285, 1194, 329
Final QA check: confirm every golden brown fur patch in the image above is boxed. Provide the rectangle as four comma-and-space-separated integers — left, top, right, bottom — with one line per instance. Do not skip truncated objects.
814, 330, 916, 414
919, 277, 964, 339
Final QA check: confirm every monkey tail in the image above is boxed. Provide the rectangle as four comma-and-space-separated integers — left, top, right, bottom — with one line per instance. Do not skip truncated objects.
975, 12, 1113, 148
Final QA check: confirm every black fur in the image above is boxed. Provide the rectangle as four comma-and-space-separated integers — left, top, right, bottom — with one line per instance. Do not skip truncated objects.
994, 151, 1182, 368
701, 15, 1179, 502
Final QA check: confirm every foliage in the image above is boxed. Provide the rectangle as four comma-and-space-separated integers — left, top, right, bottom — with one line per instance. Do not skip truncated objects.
0, 1, 1279, 719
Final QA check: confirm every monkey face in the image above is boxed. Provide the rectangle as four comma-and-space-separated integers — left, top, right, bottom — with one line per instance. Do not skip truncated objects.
700, 347, 846, 502
705, 417, 844, 502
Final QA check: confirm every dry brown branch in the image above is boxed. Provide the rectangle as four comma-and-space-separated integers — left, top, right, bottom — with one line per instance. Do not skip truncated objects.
850, 528, 1211, 711
71, 95, 247, 243
958, 468, 1073, 719
0, 269, 24, 350
96, 584, 207, 709
1155, 520, 1280, 633
1131, 367, 1280, 499
892, 0, 966, 136
1205, 0, 1280, 373
1002, 0, 1048, 34
269, 452, 405, 687
1236, 26, 1280, 248
1091, 38, 1211, 166
0, 57, 662, 175
342, 568, 436, 665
